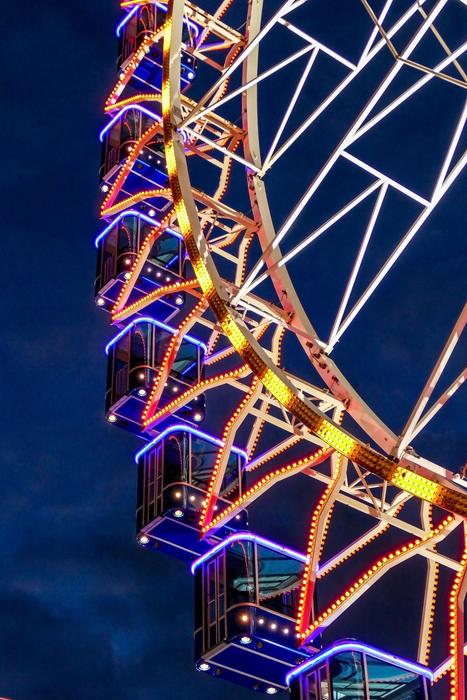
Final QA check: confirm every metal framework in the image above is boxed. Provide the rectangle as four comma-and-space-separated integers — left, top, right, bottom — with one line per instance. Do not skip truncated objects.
96, 0, 467, 697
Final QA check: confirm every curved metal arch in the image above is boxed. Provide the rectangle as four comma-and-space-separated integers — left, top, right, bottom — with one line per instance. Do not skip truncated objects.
161, 0, 467, 518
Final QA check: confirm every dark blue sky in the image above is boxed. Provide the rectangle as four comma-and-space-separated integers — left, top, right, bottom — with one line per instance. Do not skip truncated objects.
1, 1, 465, 698
1, 1, 254, 697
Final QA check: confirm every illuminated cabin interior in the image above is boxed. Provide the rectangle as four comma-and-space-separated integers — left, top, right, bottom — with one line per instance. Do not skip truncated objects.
135, 425, 248, 560
116, 3, 197, 93
192, 534, 312, 694
95, 211, 185, 314
286, 642, 433, 700
105, 318, 206, 432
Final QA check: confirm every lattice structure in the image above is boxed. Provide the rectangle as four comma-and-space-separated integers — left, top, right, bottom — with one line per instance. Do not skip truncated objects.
95, 1, 467, 697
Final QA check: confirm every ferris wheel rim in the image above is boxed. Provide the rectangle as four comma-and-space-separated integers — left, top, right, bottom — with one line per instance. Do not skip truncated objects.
168, 0, 466, 472
161, 0, 467, 518
236, 0, 465, 468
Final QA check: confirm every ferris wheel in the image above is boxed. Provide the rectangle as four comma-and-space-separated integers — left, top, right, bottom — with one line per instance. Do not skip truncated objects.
96, 0, 467, 697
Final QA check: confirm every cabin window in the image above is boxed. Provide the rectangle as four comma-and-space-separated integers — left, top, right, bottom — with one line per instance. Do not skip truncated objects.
330, 651, 365, 698
256, 545, 303, 617
319, 666, 330, 700
172, 341, 199, 383
226, 541, 255, 607
365, 655, 425, 699
306, 671, 318, 700
164, 432, 189, 485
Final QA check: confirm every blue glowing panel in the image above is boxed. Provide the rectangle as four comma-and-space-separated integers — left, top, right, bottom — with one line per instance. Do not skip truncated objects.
191, 531, 307, 575
285, 641, 433, 686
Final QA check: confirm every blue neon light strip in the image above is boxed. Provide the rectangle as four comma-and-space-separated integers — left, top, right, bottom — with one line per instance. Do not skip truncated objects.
190, 532, 308, 575
180, 360, 196, 377
105, 317, 207, 355
285, 641, 434, 686
115, 6, 138, 37
115, 3, 200, 38
99, 105, 162, 142
100, 104, 188, 146
94, 210, 182, 249
134, 424, 248, 464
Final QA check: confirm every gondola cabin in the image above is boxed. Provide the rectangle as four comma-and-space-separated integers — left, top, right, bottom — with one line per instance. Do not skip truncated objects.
286, 641, 433, 700
116, 4, 197, 93
105, 318, 206, 432
192, 533, 312, 694
135, 425, 248, 560
95, 211, 185, 315
99, 105, 170, 214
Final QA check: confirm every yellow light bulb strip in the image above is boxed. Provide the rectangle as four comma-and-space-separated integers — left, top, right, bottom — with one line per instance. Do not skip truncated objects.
422, 561, 439, 667
205, 329, 221, 357
200, 132, 245, 237
143, 362, 251, 428
316, 501, 406, 580
199, 377, 262, 530
246, 395, 271, 457
144, 332, 180, 421
105, 93, 162, 114
161, 3, 467, 521
299, 515, 454, 644
112, 278, 199, 323
448, 536, 467, 698
204, 339, 232, 364
106, 24, 168, 109
236, 233, 255, 286
121, 0, 158, 7
297, 448, 345, 637
101, 188, 171, 219
141, 297, 208, 423
203, 446, 333, 535
245, 327, 286, 459
211, 221, 247, 252
245, 434, 303, 474
419, 504, 439, 668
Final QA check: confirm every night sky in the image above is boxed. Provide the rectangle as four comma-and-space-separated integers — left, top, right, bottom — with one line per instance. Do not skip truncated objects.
1, 1, 465, 698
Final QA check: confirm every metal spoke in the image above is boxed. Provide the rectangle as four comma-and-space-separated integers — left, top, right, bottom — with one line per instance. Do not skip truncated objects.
182, 43, 317, 130
179, 0, 300, 129
235, 180, 383, 301
327, 182, 388, 351
260, 0, 433, 176
264, 46, 319, 167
